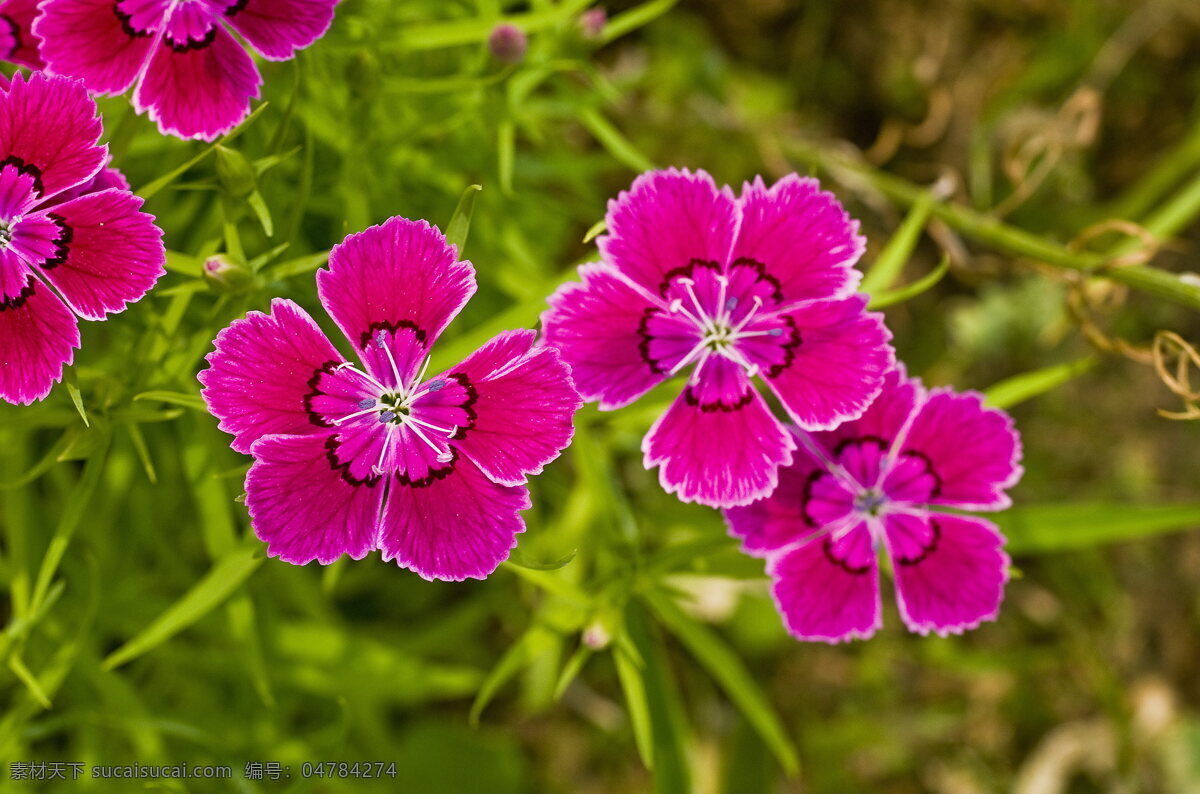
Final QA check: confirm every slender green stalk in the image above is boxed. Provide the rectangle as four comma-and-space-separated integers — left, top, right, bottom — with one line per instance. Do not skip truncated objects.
786, 142, 1200, 312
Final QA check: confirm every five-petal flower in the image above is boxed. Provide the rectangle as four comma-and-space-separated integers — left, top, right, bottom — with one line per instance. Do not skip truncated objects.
0, 72, 165, 405
724, 366, 1024, 642
199, 216, 583, 580
36, 0, 338, 140
542, 168, 894, 508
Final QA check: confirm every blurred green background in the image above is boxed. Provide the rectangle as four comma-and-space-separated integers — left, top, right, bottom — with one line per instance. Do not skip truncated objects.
3, 0, 1200, 791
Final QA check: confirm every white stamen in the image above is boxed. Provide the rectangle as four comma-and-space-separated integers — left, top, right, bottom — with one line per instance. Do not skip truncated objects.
372, 426, 394, 476
405, 415, 454, 436
668, 298, 706, 328
730, 295, 765, 334
677, 277, 716, 333
667, 337, 712, 376
404, 356, 434, 399
714, 275, 730, 325
403, 418, 451, 460
376, 330, 407, 391
334, 361, 387, 393
332, 406, 381, 426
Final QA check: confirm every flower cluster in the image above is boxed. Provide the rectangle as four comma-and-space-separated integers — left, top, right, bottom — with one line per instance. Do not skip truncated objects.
545, 168, 1024, 641
0, 2, 1025, 638
0, 72, 164, 405
3, 0, 339, 141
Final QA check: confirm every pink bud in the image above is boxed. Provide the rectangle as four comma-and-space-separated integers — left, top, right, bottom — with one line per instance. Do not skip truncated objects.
488, 23, 527, 64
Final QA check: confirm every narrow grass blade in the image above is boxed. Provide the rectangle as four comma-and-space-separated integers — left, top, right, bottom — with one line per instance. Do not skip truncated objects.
643, 589, 800, 776
861, 193, 934, 296
446, 184, 482, 254
102, 540, 264, 670
983, 356, 1097, 409
997, 502, 1200, 553
867, 255, 949, 309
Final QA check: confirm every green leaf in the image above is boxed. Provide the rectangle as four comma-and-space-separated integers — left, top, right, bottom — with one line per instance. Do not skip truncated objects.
125, 422, 157, 484
601, 0, 681, 43
133, 390, 208, 412
582, 219, 607, 244
867, 255, 950, 309
996, 502, 1200, 553
624, 603, 691, 793
102, 540, 264, 670
8, 654, 53, 709
613, 640, 654, 769
469, 627, 546, 725
164, 249, 203, 277
507, 549, 577, 571
248, 190, 274, 236
578, 108, 656, 173
861, 193, 934, 296
0, 430, 74, 490
31, 434, 111, 612
498, 121, 515, 195
445, 184, 482, 254
136, 103, 268, 200
983, 356, 1098, 409
643, 589, 800, 776
553, 646, 593, 700
500, 560, 589, 604
266, 251, 330, 280
63, 381, 89, 428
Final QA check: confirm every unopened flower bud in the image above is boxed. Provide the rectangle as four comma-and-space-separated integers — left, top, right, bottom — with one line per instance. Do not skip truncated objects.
202, 254, 254, 292
579, 8, 606, 40
488, 23, 527, 64
582, 618, 612, 650
214, 145, 256, 200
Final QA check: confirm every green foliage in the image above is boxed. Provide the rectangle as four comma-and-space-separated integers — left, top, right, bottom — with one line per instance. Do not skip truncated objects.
2, 1, 1200, 792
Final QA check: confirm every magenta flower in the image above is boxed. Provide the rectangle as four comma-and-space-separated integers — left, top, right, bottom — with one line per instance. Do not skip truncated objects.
35, 0, 338, 141
542, 168, 894, 508
724, 366, 1023, 642
0, 0, 43, 68
0, 72, 165, 405
199, 217, 583, 580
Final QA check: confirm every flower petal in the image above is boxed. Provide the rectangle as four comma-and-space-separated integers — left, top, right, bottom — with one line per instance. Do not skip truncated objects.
443, 329, 581, 487
598, 168, 737, 296
643, 373, 795, 508
35, 0, 159, 95
760, 294, 893, 431
821, 363, 923, 450
317, 216, 475, 388
1, 0, 45, 69
379, 455, 530, 581
886, 513, 1009, 636
768, 522, 882, 643
899, 388, 1023, 510
0, 275, 79, 405
223, 0, 337, 60
18, 189, 164, 321
132, 23, 261, 141
245, 432, 384, 565
0, 72, 106, 201
723, 442, 846, 556
199, 298, 345, 454
541, 262, 666, 410
733, 174, 865, 305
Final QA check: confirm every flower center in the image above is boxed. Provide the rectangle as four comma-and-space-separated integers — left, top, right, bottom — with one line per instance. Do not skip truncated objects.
666, 275, 782, 378
329, 334, 457, 474
0, 221, 11, 250
853, 489, 887, 517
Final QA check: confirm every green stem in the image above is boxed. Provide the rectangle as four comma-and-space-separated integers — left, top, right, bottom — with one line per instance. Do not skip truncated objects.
786, 142, 1200, 312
